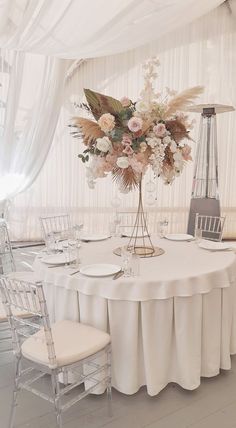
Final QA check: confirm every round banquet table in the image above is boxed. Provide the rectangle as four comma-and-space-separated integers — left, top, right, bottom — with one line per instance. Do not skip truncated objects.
33, 237, 236, 396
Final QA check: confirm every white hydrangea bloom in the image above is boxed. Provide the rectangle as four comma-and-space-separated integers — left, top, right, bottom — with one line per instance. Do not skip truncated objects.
163, 135, 172, 145
150, 144, 166, 176
170, 140, 177, 153
146, 137, 162, 149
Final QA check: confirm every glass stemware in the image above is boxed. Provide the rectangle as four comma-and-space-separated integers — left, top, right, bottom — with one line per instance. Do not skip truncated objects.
194, 227, 202, 243
121, 247, 132, 277
45, 232, 57, 254
62, 240, 70, 267
158, 219, 169, 238
68, 239, 80, 268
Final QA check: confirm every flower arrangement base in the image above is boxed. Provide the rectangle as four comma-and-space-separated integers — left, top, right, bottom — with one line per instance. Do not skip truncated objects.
114, 179, 165, 258
113, 246, 164, 258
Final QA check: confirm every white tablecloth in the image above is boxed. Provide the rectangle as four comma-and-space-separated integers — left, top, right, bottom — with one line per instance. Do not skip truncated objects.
33, 237, 236, 396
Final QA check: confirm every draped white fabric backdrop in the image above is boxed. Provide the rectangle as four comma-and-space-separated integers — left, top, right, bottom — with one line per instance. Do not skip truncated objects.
5, 4, 236, 240
0, 0, 224, 58
0, 50, 67, 205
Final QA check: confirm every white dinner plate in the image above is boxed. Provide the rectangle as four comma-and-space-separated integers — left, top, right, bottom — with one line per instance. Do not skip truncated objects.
165, 233, 194, 241
81, 234, 111, 242
198, 240, 232, 251
41, 254, 76, 265
80, 264, 121, 277
122, 229, 149, 238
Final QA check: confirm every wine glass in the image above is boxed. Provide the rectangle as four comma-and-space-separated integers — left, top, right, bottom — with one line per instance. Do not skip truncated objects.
158, 219, 168, 238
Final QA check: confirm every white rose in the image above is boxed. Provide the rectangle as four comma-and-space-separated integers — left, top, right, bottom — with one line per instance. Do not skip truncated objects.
140, 142, 147, 152
116, 157, 130, 169
147, 137, 161, 149
96, 136, 111, 153
163, 136, 172, 145
173, 151, 183, 162
170, 140, 177, 153
135, 100, 149, 113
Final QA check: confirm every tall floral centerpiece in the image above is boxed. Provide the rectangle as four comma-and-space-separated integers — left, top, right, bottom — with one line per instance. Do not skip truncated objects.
71, 58, 203, 256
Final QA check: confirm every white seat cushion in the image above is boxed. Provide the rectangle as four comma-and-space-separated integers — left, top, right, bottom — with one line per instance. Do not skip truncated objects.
21, 320, 111, 367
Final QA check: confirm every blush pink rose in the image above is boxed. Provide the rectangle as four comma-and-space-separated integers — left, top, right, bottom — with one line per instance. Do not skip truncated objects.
122, 134, 132, 146
98, 113, 115, 132
153, 123, 167, 138
120, 96, 131, 107
129, 157, 145, 174
127, 117, 143, 133
123, 145, 134, 155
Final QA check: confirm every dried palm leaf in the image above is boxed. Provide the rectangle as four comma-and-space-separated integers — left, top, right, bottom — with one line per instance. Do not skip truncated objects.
72, 117, 105, 146
84, 89, 123, 121
165, 119, 190, 142
163, 86, 204, 119
112, 166, 140, 191
142, 118, 153, 134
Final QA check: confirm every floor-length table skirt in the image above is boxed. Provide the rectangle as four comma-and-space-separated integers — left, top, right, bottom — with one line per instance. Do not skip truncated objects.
42, 282, 236, 396
33, 238, 236, 396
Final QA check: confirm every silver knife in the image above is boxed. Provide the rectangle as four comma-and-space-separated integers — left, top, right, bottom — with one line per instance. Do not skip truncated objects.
113, 270, 124, 280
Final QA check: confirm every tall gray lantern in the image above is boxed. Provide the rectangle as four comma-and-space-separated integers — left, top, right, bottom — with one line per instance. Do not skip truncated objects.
187, 104, 234, 236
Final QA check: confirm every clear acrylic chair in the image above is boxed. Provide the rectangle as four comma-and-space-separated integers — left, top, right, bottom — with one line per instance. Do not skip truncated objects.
0, 220, 16, 274
0, 221, 36, 354
0, 220, 16, 353
195, 213, 226, 241
0, 277, 112, 428
39, 214, 72, 241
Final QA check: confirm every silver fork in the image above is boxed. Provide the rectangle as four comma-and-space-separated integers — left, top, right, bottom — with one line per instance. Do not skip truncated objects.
70, 269, 80, 276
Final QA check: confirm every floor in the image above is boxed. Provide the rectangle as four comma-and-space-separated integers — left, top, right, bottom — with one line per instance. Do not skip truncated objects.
0, 245, 236, 428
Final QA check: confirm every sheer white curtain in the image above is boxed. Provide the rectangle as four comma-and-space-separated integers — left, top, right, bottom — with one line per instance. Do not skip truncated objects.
7, 4, 236, 240
0, 0, 224, 58
0, 49, 67, 216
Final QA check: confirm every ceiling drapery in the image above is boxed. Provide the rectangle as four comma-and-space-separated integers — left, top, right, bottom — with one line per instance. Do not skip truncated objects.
0, 0, 225, 58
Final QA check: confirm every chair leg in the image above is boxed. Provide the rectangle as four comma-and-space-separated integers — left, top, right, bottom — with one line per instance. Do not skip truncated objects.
106, 349, 112, 417
9, 355, 21, 428
51, 371, 63, 428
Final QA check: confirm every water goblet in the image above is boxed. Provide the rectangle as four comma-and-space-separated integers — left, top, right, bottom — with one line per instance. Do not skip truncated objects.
158, 219, 169, 238
195, 228, 202, 243
45, 232, 56, 254
114, 214, 121, 237
62, 240, 70, 267
68, 239, 80, 268
121, 247, 132, 277
52, 231, 62, 252
73, 223, 84, 243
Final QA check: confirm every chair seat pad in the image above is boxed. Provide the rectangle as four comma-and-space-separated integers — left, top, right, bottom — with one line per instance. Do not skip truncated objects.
21, 320, 111, 367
